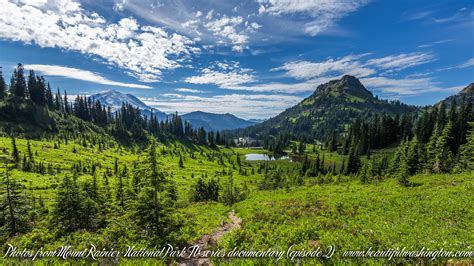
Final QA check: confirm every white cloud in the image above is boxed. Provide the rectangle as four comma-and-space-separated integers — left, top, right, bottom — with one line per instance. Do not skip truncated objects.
25, 64, 152, 89
185, 61, 256, 88
363, 76, 466, 97
367, 52, 435, 71
185, 60, 356, 94
228, 77, 336, 93
273, 54, 375, 80
257, 0, 369, 35
141, 93, 302, 119
0, 0, 199, 82
417, 39, 454, 49
264, 51, 446, 96
456, 58, 474, 69
175, 88, 204, 93
361, 76, 441, 96
204, 15, 249, 52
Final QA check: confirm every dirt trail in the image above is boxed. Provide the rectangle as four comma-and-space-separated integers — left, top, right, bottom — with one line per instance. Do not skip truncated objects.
176, 211, 242, 266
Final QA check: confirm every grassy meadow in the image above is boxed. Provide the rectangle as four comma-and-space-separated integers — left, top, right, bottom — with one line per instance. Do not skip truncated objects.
0, 135, 472, 264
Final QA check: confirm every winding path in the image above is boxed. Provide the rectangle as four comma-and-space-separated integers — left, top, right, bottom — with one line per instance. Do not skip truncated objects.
177, 211, 242, 266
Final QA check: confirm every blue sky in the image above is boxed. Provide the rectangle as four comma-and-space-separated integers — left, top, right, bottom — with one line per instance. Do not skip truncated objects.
0, 0, 473, 119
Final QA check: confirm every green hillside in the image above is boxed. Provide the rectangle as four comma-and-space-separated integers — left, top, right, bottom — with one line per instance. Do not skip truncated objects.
235, 75, 419, 143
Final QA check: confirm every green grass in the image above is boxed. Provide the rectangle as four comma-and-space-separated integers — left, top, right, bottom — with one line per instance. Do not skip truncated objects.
0, 136, 472, 264
217, 172, 473, 264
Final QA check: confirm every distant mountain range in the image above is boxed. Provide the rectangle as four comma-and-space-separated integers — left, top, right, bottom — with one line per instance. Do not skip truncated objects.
181, 111, 257, 131
235, 75, 420, 141
89, 90, 258, 131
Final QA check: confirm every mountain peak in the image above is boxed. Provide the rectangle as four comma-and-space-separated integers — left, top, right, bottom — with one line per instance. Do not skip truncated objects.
89, 90, 166, 119
439, 83, 474, 106
313, 75, 373, 100
341, 74, 360, 84
460, 83, 474, 94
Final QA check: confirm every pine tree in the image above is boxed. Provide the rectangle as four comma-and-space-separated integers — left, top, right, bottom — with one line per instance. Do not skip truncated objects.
82, 177, 100, 231
220, 176, 246, 206
52, 175, 84, 233
458, 122, 474, 171
405, 137, 420, 176
397, 163, 410, 187
178, 155, 184, 168
45, 82, 54, 108
0, 167, 31, 237
11, 136, 19, 165
116, 167, 126, 209
0, 67, 6, 100
10, 64, 27, 99
346, 143, 361, 175
428, 122, 454, 173
133, 140, 171, 239
27, 140, 34, 162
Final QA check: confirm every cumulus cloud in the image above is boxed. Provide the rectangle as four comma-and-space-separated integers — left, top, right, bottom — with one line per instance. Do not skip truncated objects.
257, 0, 369, 35
204, 15, 249, 52
25, 64, 152, 89
141, 93, 302, 119
185, 61, 256, 88
0, 0, 199, 82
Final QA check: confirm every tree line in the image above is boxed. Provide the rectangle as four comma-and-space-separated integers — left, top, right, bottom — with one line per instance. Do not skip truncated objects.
0, 64, 232, 147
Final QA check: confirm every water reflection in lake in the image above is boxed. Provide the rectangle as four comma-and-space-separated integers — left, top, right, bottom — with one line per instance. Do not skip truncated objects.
245, 153, 291, 161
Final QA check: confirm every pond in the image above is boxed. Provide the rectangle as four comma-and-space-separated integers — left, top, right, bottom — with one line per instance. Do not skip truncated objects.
244, 153, 291, 161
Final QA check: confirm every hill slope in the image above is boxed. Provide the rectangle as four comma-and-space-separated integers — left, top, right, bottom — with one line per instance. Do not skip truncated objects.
439, 83, 474, 106
181, 111, 257, 131
236, 75, 418, 141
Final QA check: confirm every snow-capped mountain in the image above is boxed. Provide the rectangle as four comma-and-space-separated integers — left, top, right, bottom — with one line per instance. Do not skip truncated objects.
89, 90, 261, 130
89, 89, 167, 120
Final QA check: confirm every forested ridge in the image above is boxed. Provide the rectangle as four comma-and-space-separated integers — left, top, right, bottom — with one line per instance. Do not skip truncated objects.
233, 75, 419, 150
0, 64, 231, 147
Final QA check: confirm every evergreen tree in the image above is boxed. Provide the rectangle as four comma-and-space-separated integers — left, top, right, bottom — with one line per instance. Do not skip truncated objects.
458, 122, 474, 171
0, 167, 31, 237
191, 177, 220, 202
178, 155, 184, 168
52, 175, 84, 233
116, 167, 126, 209
10, 64, 27, 99
428, 122, 454, 173
133, 140, 172, 239
0, 67, 6, 100
27, 140, 34, 162
45, 83, 54, 108
81, 177, 100, 231
346, 143, 361, 175
11, 136, 20, 165
220, 176, 246, 206
405, 137, 420, 176
397, 162, 410, 187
